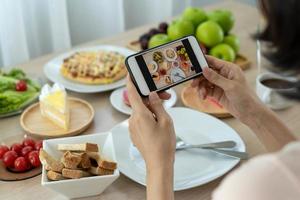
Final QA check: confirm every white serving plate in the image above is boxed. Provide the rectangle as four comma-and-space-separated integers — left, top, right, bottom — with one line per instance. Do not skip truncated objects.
110, 87, 177, 115
41, 132, 119, 199
111, 107, 245, 191
44, 45, 135, 93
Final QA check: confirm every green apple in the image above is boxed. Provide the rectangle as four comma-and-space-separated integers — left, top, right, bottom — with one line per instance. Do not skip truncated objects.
148, 34, 171, 48
182, 7, 207, 27
209, 43, 236, 62
223, 34, 240, 53
196, 21, 224, 48
167, 19, 195, 40
208, 10, 234, 33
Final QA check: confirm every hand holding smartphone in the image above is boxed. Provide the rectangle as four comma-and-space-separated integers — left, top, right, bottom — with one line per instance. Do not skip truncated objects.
125, 35, 208, 96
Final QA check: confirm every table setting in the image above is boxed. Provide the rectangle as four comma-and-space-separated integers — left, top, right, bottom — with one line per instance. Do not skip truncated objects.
1, 2, 300, 200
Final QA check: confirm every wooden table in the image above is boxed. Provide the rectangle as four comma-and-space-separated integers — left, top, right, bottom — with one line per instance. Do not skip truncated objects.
1, 2, 299, 200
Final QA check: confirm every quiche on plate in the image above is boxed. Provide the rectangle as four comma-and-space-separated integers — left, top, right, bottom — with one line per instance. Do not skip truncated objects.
60, 51, 127, 85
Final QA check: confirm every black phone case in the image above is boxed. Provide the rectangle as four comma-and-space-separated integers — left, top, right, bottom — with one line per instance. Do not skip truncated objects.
125, 35, 206, 97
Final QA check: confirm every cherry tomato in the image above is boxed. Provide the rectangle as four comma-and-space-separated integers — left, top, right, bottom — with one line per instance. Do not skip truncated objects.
21, 146, 33, 158
15, 80, 27, 91
10, 143, 23, 156
14, 157, 30, 172
28, 151, 41, 167
22, 138, 35, 148
0, 145, 9, 159
34, 140, 43, 151
3, 151, 18, 168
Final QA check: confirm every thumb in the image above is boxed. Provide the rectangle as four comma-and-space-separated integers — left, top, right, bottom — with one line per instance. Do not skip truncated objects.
203, 67, 231, 90
148, 92, 168, 120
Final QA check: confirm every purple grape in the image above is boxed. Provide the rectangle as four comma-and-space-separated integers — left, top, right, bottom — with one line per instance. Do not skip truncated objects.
158, 22, 168, 33
149, 28, 160, 37
139, 33, 151, 42
140, 39, 148, 50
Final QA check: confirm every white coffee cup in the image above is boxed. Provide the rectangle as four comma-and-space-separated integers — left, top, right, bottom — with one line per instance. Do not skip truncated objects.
256, 73, 296, 110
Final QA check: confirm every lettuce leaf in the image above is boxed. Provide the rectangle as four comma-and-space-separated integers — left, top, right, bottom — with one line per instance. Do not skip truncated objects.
0, 68, 41, 114
0, 90, 39, 114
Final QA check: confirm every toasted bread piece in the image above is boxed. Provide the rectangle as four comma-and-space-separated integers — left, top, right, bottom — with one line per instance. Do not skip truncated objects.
61, 151, 82, 169
86, 152, 101, 165
47, 170, 64, 181
86, 152, 116, 170
58, 143, 98, 152
73, 152, 91, 169
89, 166, 114, 176
99, 160, 117, 170
62, 168, 90, 179
39, 149, 64, 172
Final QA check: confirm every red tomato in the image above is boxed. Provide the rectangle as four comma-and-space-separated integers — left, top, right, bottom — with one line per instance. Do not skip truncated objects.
10, 143, 23, 156
34, 140, 43, 151
14, 157, 30, 172
21, 146, 33, 158
22, 138, 35, 148
28, 151, 41, 167
15, 80, 27, 91
0, 145, 9, 159
3, 151, 18, 168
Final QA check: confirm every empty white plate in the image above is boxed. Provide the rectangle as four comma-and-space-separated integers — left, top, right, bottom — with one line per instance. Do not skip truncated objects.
111, 107, 245, 191
110, 87, 177, 115
44, 45, 135, 93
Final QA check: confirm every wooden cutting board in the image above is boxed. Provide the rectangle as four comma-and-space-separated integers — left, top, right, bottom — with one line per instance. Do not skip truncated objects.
181, 86, 232, 118
20, 97, 94, 138
127, 40, 251, 70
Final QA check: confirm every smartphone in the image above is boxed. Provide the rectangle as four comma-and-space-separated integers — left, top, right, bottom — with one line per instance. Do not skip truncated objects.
125, 35, 208, 96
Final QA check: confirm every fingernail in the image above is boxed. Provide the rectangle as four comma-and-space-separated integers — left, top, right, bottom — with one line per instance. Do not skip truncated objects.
203, 68, 211, 77
149, 92, 159, 103
203, 67, 210, 73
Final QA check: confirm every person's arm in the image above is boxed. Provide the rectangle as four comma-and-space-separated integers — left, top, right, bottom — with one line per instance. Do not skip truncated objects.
126, 76, 175, 200
242, 101, 295, 152
192, 56, 296, 152
147, 164, 174, 200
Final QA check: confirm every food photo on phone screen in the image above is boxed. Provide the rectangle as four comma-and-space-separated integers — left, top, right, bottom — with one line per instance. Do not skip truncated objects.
126, 36, 208, 96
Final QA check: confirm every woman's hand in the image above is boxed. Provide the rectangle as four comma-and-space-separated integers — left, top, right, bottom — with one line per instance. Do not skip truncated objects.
191, 55, 262, 123
127, 76, 176, 170
192, 56, 295, 152
126, 75, 175, 200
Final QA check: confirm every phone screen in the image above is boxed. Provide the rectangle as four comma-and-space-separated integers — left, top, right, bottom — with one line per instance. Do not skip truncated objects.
135, 38, 202, 91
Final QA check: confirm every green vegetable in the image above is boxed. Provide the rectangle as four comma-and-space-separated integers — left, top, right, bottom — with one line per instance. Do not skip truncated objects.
5, 68, 26, 80
0, 76, 17, 92
0, 91, 39, 114
0, 68, 41, 115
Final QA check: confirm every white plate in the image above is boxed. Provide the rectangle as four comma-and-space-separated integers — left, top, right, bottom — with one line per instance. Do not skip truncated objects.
148, 61, 158, 74
111, 107, 245, 191
44, 45, 136, 93
110, 87, 177, 115
164, 48, 177, 61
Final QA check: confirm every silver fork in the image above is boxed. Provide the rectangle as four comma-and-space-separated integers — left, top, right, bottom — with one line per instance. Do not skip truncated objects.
175, 136, 248, 160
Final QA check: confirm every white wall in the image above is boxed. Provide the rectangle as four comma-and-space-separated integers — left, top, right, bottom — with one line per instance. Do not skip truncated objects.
0, 0, 256, 67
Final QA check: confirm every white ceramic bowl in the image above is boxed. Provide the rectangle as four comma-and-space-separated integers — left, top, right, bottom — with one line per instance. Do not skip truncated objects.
41, 132, 119, 199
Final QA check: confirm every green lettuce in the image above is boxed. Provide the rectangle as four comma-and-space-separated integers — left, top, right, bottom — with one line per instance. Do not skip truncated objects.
0, 68, 41, 114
